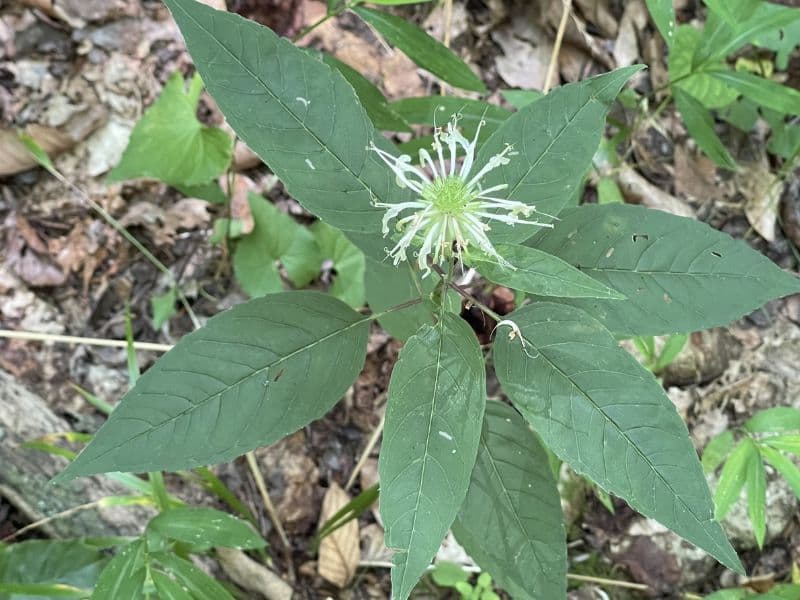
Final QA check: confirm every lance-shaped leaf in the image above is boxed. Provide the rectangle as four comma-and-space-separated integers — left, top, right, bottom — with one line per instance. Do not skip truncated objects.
351, 6, 486, 93
674, 87, 737, 170
453, 401, 567, 600
162, 0, 413, 237
380, 313, 486, 600
56, 292, 369, 480
494, 302, 743, 574
472, 243, 625, 299
474, 65, 644, 244
528, 204, 800, 336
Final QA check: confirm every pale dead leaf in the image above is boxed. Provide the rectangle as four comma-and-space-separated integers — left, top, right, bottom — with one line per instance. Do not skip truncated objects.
574, 0, 618, 38
318, 482, 360, 588
617, 165, 695, 218
221, 174, 255, 235
164, 198, 211, 234
613, 1, 645, 67
216, 547, 293, 600
491, 24, 551, 90
738, 156, 782, 243
674, 145, 728, 203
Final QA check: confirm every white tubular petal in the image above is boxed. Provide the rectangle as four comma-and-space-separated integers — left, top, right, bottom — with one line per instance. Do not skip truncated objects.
459, 118, 485, 180
434, 127, 448, 177
369, 143, 429, 192
419, 147, 440, 180
473, 183, 509, 197
474, 211, 555, 228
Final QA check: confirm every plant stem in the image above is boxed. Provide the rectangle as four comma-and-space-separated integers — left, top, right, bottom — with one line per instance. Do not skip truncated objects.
430, 264, 504, 323
292, 0, 360, 43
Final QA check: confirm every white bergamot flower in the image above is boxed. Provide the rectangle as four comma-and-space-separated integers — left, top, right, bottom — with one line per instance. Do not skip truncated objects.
370, 114, 554, 277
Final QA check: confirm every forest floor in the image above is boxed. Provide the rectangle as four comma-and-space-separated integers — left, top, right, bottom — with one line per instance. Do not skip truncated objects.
1, 0, 799, 598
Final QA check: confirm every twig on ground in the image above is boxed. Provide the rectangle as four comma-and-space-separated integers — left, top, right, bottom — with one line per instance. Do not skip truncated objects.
543, 0, 572, 93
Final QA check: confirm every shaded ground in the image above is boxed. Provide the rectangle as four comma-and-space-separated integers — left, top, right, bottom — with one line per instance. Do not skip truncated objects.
1, 0, 799, 598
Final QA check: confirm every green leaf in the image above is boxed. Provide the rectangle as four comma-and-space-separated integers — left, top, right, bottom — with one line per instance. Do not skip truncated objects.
90, 540, 147, 600
108, 73, 232, 187
317, 52, 411, 132
714, 440, 756, 520
151, 570, 193, 600
0, 583, 90, 598
56, 292, 370, 480
644, 0, 676, 45
709, 70, 800, 116
389, 97, 510, 130
696, 3, 800, 66
745, 408, 800, 434
669, 26, 738, 109
762, 435, 800, 456
280, 226, 322, 288
753, 7, 800, 70
151, 287, 178, 330
380, 312, 486, 599
0, 540, 105, 595
476, 65, 644, 245
233, 194, 299, 297
745, 446, 767, 547
674, 87, 738, 170
759, 445, 800, 498
364, 258, 435, 340
19, 132, 55, 173
311, 221, 366, 308
527, 203, 800, 336
704, 0, 761, 24
499, 89, 543, 110
452, 401, 567, 600
653, 333, 688, 373
494, 302, 742, 573
152, 553, 233, 600
703, 430, 735, 474
162, 0, 406, 236
430, 562, 469, 588
472, 243, 625, 299
147, 507, 266, 550
351, 7, 485, 93
597, 177, 624, 204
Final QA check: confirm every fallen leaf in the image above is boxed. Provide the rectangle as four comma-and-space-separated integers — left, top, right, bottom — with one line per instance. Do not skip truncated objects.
318, 482, 360, 588
738, 155, 782, 242
221, 174, 255, 235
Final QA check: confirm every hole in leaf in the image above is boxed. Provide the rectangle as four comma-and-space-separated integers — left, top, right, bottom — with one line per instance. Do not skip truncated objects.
632, 234, 649, 242
711, 251, 722, 258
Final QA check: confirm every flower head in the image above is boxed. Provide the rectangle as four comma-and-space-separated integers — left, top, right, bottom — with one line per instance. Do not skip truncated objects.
370, 113, 554, 277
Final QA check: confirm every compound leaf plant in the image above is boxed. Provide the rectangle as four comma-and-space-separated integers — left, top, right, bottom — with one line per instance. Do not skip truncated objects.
55, 1, 800, 597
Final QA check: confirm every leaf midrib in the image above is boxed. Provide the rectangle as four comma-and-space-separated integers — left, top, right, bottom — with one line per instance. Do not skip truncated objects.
513, 322, 733, 562
170, 0, 388, 210
78, 315, 369, 469
395, 312, 448, 595
502, 73, 631, 200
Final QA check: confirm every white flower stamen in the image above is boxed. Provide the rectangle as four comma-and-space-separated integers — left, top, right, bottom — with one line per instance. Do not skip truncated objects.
371, 114, 555, 276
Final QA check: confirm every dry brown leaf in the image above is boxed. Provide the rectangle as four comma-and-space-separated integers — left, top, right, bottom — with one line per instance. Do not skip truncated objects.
617, 165, 695, 218
297, 0, 424, 100
737, 156, 782, 243
674, 145, 724, 202
318, 482, 360, 588
216, 547, 293, 600
221, 174, 255, 235
613, 1, 646, 68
